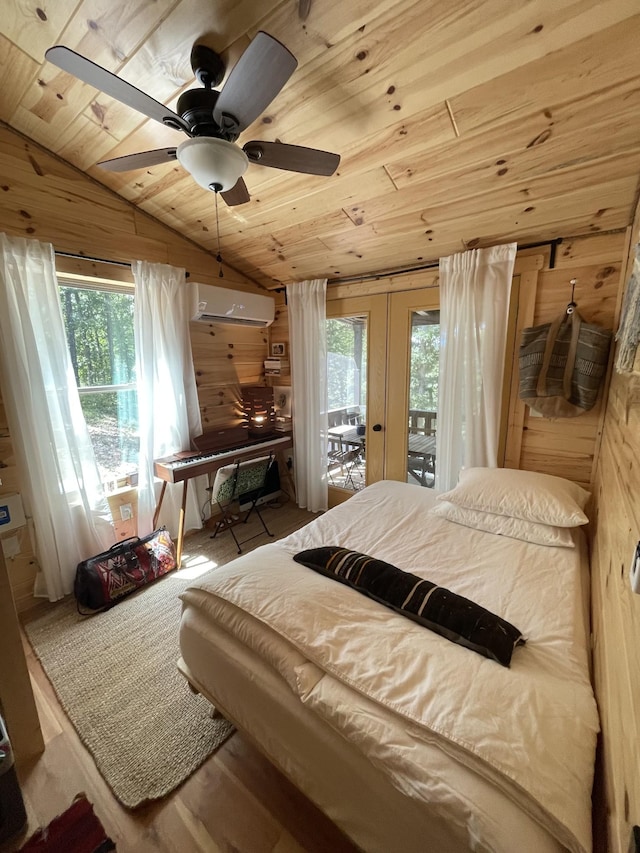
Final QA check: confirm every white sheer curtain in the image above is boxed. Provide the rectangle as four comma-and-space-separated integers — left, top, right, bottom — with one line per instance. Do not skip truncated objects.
436, 243, 517, 491
133, 261, 205, 536
286, 278, 328, 512
0, 233, 113, 601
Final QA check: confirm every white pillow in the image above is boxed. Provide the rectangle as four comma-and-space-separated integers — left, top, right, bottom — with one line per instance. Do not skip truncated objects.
432, 501, 576, 548
437, 467, 590, 527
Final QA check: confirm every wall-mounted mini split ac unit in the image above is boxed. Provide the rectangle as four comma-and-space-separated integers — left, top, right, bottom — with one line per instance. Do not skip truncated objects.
192, 283, 275, 327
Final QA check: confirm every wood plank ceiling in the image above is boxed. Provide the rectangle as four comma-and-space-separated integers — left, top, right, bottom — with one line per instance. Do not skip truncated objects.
1, 0, 639, 290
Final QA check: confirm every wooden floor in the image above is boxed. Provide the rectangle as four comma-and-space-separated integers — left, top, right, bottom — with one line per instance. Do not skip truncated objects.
5, 501, 360, 853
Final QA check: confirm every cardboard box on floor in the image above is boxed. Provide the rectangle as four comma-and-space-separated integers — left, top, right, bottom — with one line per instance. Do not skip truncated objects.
106, 488, 138, 541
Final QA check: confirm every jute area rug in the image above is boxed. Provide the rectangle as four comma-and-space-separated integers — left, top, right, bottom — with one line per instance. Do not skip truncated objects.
24, 504, 316, 810
24, 569, 233, 810
24, 502, 313, 808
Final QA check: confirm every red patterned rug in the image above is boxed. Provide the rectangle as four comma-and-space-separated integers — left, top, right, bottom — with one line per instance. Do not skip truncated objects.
19, 795, 115, 852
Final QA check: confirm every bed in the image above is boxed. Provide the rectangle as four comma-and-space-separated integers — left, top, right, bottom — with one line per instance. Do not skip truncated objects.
178, 471, 599, 853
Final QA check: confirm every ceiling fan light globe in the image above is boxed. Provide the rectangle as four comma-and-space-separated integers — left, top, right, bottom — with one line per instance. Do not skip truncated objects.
176, 137, 248, 192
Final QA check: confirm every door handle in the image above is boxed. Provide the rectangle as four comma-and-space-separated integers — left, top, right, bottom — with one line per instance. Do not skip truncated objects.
372, 424, 382, 432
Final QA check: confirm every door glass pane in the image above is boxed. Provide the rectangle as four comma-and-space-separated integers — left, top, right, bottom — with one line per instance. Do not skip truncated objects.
326, 315, 367, 492
407, 309, 440, 487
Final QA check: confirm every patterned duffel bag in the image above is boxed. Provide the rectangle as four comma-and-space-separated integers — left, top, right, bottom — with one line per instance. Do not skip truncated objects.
74, 527, 176, 613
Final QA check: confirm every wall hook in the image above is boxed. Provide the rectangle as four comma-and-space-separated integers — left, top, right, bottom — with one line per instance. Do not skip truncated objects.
567, 278, 577, 315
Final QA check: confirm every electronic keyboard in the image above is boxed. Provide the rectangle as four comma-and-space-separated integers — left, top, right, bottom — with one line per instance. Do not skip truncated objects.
154, 434, 292, 484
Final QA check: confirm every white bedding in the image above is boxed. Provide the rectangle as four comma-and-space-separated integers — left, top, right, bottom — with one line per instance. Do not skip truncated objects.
180, 480, 599, 853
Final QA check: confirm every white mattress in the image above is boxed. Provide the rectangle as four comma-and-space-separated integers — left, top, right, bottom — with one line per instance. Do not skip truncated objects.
179, 480, 599, 853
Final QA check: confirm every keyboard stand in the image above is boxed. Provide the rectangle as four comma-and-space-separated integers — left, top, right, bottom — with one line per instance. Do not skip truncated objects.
152, 433, 293, 566
152, 479, 189, 567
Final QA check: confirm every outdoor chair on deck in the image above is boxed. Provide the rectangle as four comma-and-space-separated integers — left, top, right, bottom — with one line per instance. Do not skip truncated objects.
407, 410, 437, 487
407, 448, 436, 487
209, 453, 275, 553
328, 438, 364, 490
327, 437, 345, 483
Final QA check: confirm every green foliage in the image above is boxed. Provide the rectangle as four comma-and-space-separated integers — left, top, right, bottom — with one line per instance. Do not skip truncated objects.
327, 317, 357, 357
326, 313, 440, 415
60, 286, 136, 388
59, 285, 138, 477
79, 390, 139, 475
327, 318, 367, 411
409, 322, 440, 410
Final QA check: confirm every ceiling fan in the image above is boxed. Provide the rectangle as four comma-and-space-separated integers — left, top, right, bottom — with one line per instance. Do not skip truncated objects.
44, 32, 340, 206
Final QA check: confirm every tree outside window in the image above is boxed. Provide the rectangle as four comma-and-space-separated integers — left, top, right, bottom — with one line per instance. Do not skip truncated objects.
59, 281, 138, 487
327, 316, 367, 415
409, 311, 440, 412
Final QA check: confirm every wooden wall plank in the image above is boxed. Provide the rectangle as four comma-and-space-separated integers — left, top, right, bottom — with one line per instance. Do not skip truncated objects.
328, 269, 439, 299
590, 197, 640, 852
2, 0, 71, 63
250, 184, 632, 284
503, 269, 538, 469
450, 13, 640, 135
0, 543, 44, 762
365, 149, 640, 227
553, 233, 629, 269
0, 34, 38, 121
515, 233, 625, 485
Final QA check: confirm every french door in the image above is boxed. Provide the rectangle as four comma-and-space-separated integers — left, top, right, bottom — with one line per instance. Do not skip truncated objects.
326, 293, 387, 506
326, 284, 439, 506
385, 286, 440, 483
324, 263, 533, 506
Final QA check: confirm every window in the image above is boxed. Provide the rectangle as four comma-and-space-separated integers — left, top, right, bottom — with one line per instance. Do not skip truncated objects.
58, 279, 138, 488
407, 309, 440, 487
327, 315, 367, 417
409, 309, 440, 413
326, 315, 368, 492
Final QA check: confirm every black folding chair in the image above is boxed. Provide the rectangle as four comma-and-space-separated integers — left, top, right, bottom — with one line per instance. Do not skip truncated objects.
209, 453, 275, 553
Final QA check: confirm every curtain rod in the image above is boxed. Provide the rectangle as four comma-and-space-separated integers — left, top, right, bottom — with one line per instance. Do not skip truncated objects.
325, 238, 564, 287
55, 251, 131, 269
55, 251, 191, 277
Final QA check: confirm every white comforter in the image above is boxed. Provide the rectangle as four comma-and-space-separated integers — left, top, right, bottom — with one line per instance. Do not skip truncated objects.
180, 480, 599, 853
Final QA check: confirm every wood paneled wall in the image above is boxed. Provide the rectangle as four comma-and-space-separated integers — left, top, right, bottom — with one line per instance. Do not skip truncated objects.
267, 290, 291, 388
513, 233, 625, 487
0, 124, 269, 611
191, 320, 270, 431
295, 234, 625, 490
590, 202, 640, 852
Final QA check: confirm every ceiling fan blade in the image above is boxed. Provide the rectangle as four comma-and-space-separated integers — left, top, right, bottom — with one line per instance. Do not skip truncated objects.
97, 148, 178, 172
221, 178, 251, 206
213, 32, 297, 134
45, 46, 189, 133
298, 0, 312, 20
243, 141, 340, 176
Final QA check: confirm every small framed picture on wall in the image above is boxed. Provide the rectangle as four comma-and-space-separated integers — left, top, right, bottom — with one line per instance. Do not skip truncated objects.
274, 386, 292, 417
271, 342, 287, 357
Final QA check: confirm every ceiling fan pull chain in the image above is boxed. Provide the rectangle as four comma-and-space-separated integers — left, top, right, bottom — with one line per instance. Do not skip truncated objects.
214, 189, 224, 278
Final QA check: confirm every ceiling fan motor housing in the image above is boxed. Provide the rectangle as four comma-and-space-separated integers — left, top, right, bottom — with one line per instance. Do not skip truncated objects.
176, 88, 223, 137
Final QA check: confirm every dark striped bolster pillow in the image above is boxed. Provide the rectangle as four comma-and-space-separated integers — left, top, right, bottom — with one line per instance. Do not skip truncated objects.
293, 547, 525, 667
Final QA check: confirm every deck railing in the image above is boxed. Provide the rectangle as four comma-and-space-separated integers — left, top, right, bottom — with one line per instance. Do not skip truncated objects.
408, 409, 437, 435
328, 406, 363, 428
